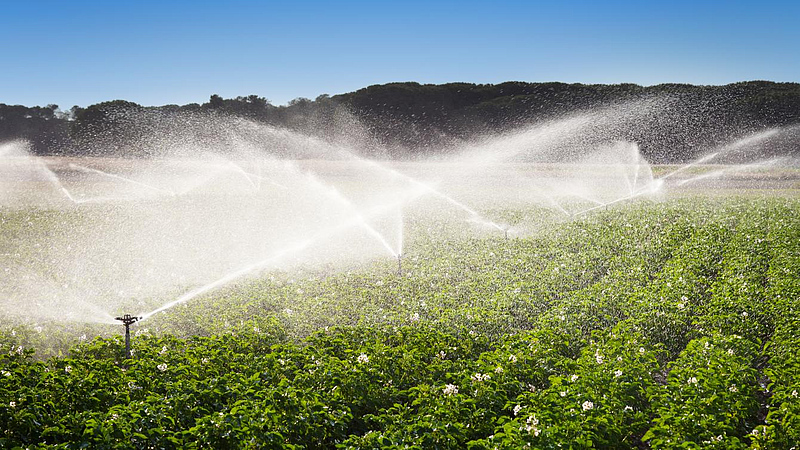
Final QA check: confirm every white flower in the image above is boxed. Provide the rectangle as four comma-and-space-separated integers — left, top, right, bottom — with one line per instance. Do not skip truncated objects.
410, 312, 420, 322
357, 353, 369, 364
438, 350, 447, 359
157, 363, 167, 372
623, 405, 633, 412
742, 311, 748, 317
677, 303, 685, 309
582, 401, 594, 411
443, 384, 458, 396
471, 373, 490, 382
64, 365, 72, 373
792, 390, 798, 398
253, 327, 260, 333
494, 366, 504, 374
688, 377, 698, 384
1, 370, 10, 377
160, 346, 168, 355
729, 385, 738, 393
508, 354, 518, 363
639, 347, 645, 354
9, 401, 16, 407
524, 415, 541, 435
570, 374, 579, 382
35, 326, 43, 333
559, 391, 567, 397
614, 369, 623, 378
727, 349, 735, 355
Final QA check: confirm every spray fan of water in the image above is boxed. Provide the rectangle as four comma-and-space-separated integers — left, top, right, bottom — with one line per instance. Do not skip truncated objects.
0, 103, 798, 327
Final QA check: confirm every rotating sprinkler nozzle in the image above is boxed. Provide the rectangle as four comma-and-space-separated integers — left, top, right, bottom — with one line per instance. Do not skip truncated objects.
115, 314, 140, 359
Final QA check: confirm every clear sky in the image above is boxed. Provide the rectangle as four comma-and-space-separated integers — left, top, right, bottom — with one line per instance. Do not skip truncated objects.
2, 0, 798, 108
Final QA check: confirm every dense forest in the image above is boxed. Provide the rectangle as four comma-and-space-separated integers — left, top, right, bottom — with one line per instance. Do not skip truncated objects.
1, 81, 799, 162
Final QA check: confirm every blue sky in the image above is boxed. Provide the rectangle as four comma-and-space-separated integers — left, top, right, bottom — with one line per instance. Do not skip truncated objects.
1, 0, 798, 108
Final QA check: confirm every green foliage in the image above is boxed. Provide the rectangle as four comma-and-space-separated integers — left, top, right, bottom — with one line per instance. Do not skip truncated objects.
644, 335, 760, 448
2, 197, 800, 447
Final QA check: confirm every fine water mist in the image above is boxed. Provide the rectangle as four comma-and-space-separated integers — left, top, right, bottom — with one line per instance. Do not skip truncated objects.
1, 99, 798, 328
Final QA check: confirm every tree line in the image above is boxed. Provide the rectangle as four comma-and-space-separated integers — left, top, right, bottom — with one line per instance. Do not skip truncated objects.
1, 81, 798, 162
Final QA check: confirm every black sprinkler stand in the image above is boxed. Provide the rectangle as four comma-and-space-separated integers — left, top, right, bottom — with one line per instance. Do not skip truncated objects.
115, 314, 141, 359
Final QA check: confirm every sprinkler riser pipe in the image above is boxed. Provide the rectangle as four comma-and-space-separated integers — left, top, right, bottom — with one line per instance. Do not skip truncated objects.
124, 325, 131, 359
115, 314, 140, 360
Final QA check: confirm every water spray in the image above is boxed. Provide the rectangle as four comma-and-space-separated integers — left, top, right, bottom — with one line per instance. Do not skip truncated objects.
114, 314, 140, 359
136, 189, 427, 321
70, 163, 176, 197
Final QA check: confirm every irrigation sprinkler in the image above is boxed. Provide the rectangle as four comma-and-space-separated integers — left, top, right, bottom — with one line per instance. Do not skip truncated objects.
397, 254, 403, 276
115, 314, 140, 359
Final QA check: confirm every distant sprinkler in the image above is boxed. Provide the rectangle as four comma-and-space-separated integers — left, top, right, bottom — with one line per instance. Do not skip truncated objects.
115, 314, 140, 359
397, 253, 403, 276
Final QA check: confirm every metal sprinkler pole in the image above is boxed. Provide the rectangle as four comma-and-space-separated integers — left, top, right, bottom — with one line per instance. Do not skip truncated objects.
397, 254, 402, 276
114, 314, 140, 359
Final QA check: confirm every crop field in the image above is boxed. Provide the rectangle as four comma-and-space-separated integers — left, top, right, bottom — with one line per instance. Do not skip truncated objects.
1, 151, 800, 449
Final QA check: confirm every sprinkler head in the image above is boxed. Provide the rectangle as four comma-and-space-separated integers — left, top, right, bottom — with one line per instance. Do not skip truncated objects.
115, 314, 140, 326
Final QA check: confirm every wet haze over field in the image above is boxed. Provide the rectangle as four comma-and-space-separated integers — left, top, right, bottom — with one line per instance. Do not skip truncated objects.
1, 98, 798, 329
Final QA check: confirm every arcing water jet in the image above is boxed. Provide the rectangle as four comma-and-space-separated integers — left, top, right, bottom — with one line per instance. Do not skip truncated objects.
137, 185, 428, 322
69, 163, 176, 197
